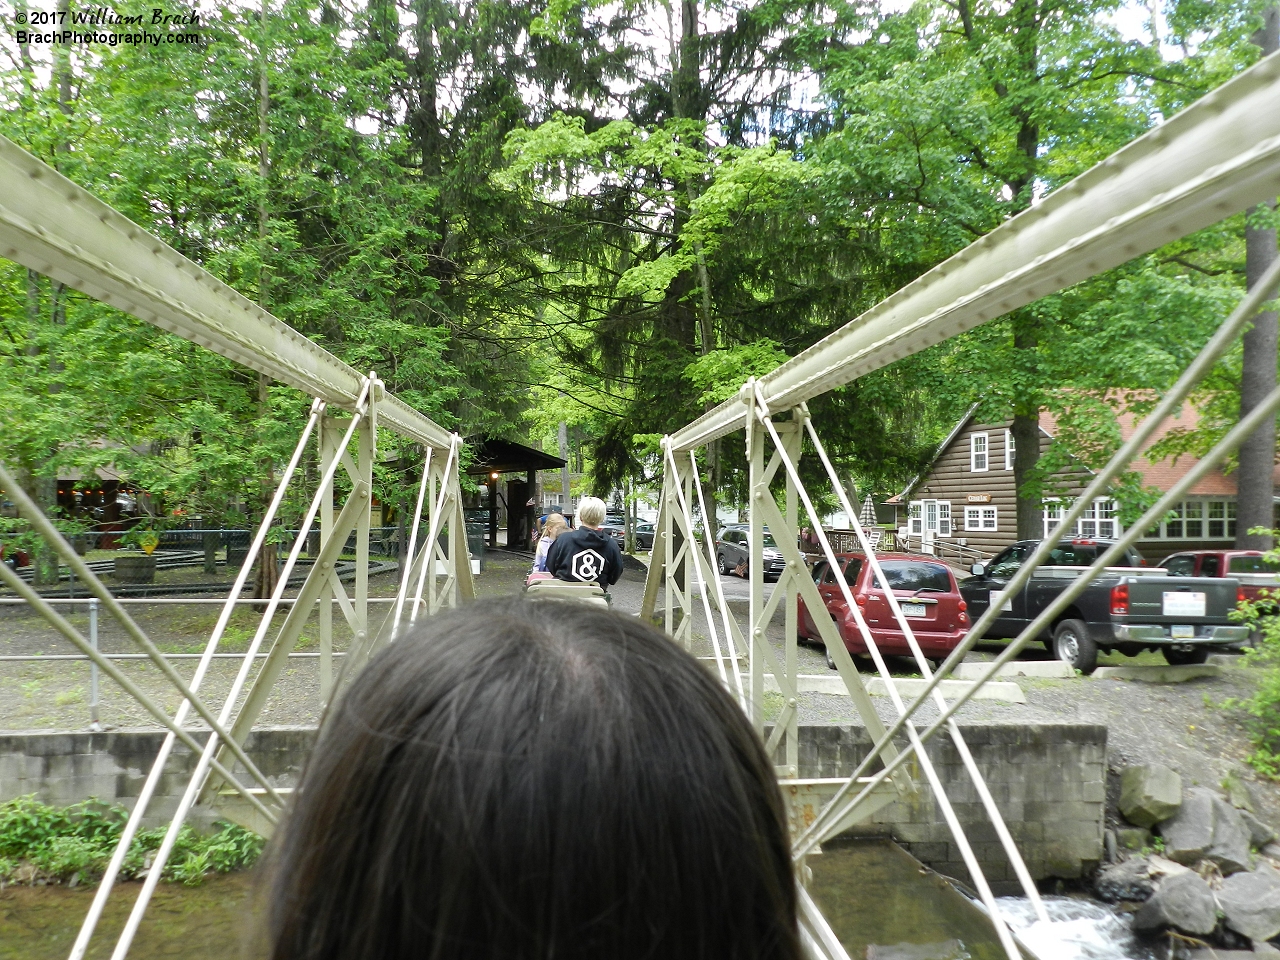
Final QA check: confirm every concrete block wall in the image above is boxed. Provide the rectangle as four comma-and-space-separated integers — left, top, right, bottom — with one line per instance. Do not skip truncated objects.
0, 727, 315, 829
793, 723, 1107, 892
0, 721, 1106, 891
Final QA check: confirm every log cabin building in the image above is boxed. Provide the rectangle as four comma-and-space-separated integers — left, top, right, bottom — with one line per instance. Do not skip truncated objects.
887, 402, 1280, 563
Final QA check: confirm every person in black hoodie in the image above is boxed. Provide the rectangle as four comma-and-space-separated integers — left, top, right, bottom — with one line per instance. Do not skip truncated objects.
546, 496, 624, 591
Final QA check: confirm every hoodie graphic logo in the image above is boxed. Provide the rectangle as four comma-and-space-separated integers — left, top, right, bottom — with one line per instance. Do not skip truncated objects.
571, 549, 605, 582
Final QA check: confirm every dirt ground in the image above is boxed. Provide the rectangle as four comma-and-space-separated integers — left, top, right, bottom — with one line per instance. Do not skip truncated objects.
1, 551, 1276, 827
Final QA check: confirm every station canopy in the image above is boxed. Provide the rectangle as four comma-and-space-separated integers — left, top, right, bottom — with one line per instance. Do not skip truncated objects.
465, 436, 566, 476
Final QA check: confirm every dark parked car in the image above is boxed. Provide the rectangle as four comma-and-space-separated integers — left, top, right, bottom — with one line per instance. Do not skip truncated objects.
598, 522, 656, 552
798, 553, 970, 668
632, 522, 655, 550
715, 528, 785, 579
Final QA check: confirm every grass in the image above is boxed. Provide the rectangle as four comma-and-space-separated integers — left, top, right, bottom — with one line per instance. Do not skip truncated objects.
0, 796, 263, 887
53, 686, 85, 706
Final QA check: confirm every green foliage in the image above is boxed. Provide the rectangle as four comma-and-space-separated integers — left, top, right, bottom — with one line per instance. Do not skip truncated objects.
683, 341, 789, 408
0, 796, 263, 885
0, 0, 1271, 534
1225, 531, 1280, 778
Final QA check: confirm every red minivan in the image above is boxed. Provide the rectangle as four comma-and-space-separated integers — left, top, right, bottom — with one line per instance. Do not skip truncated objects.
798, 553, 970, 664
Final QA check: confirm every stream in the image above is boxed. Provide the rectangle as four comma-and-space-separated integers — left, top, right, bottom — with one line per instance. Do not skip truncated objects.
0, 841, 1159, 960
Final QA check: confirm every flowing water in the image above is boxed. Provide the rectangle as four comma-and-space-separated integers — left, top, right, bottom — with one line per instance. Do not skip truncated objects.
1, 841, 1157, 960
808, 840, 1158, 960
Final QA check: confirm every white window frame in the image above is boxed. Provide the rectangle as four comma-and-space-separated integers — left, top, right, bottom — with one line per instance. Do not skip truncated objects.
1045, 498, 1121, 539
1005, 429, 1015, 470
970, 433, 989, 472
910, 499, 952, 537
965, 506, 998, 531
1147, 499, 1237, 540
1043, 501, 1064, 538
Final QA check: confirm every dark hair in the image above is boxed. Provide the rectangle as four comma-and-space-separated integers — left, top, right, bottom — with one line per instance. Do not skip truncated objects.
267, 599, 802, 960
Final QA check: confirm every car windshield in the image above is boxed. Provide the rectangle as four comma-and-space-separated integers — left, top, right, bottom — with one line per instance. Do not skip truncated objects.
874, 561, 952, 593
761, 534, 778, 548
1230, 555, 1280, 573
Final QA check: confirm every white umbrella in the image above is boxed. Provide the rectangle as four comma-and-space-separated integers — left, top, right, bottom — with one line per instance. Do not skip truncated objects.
859, 494, 882, 551
859, 495, 877, 528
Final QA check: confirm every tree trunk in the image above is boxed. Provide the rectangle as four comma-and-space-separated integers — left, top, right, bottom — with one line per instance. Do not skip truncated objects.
31, 13, 74, 588
1236, 6, 1280, 551
1011, 314, 1043, 541
253, 3, 280, 602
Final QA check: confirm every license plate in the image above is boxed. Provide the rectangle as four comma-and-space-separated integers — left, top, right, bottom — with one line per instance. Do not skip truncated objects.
901, 603, 928, 618
1163, 592, 1206, 617
1170, 625, 1195, 639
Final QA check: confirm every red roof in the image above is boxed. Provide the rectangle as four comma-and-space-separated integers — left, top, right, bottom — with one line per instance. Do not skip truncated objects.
1039, 400, 1280, 496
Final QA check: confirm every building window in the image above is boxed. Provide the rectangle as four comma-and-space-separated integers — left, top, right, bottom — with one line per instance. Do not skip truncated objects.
1079, 499, 1118, 539
1005, 429, 1015, 471
965, 506, 998, 531
1207, 501, 1225, 538
1044, 498, 1120, 539
970, 433, 989, 472
1149, 500, 1236, 540
909, 502, 922, 536
1043, 501, 1064, 538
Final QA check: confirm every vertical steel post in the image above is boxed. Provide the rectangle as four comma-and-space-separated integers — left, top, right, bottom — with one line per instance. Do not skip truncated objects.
353, 377, 377, 663
747, 392, 765, 734
680, 457, 694, 651
88, 598, 100, 732
781, 418, 800, 776
317, 415, 338, 700
662, 444, 677, 640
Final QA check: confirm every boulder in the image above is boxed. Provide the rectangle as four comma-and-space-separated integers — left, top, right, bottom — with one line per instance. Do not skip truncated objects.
1222, 769, 1255, 813
1095, 858, 1156, 902
1161, 788, 1216, 864
1159, 789, 1253, 873
1116, 827, 1152, 851
1132, 871, 1218, 936
1218, 863, 1280, 942
1241, 810, 1278, 848
1206, 797, 1253, 875
1120, 764, 1183, 828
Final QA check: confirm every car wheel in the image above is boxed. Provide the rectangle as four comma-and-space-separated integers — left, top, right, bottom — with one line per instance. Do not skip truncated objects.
717, 553, 729, 575
1162, 646, 1209, 666
1053, 619, 1098, 674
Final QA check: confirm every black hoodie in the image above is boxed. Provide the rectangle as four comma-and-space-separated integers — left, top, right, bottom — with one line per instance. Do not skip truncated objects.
545, 526, 624, 590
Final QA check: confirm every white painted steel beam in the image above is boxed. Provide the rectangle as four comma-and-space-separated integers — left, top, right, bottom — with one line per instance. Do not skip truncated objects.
670, 50, 1280, 452
0, 136, 451, 450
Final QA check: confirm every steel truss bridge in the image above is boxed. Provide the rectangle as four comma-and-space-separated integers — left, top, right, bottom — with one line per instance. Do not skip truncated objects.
1, 48, 1279, 960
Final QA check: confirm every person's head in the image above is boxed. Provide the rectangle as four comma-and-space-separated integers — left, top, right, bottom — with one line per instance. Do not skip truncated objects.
542, 514, 567, 539
267, 600, 801, 960
577, 496, 606, 529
